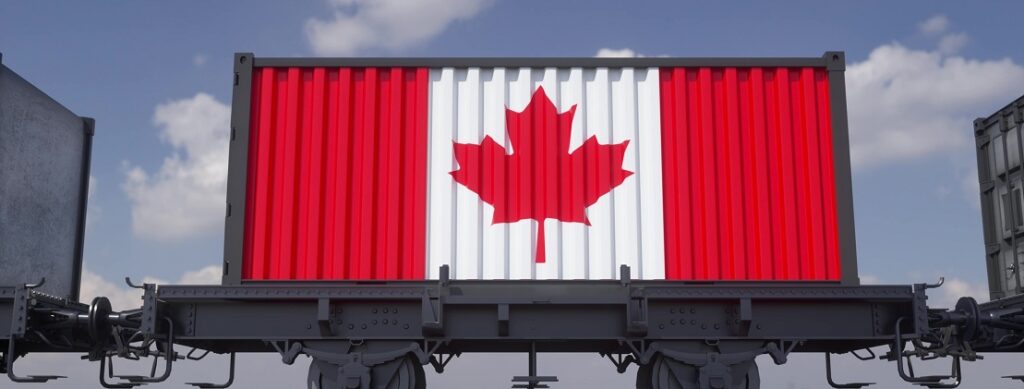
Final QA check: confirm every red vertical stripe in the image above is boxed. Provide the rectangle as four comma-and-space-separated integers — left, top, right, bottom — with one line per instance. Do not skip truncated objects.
243, 67, 429, 280
698, 68, 720, 279
713, 70, 732, 279
673, 69, 693, 280
659, 66, 840, 281
322, 69, 341, 279
724, 68, 746, 279
687, 70, 706, 279
791, 69, 812, 279
295, 70, 314, 279
817, 70, 841, 279
659, 70, 680, 279
334, 68, 355, 279
750, 69, 774, 280
380, 69, 403, 278
737, 70, 758, 279
411, 69, 429, 279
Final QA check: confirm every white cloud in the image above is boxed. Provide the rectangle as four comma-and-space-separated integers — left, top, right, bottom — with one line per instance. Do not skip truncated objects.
918, 14, 950, 35
936, 277, 990, 307
938, 32, 969, 55
960, 160, 981, 208
846, 43, 1024, 168
859, 274, 882, 284
79, 265, 222, 310
306, 0, 493, 55
193, 54, 208, 67
78, 269, 146, 310
179, 265, 223, 284
595, 48, 640, 58
122, 93, 231, 241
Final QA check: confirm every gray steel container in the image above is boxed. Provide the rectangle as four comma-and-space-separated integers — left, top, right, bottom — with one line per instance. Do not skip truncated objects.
0, 54, 93, 301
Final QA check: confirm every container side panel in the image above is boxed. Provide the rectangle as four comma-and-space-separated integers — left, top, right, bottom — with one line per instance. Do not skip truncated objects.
243, 67, 429, 280
974, 96, 1024, 299
429, 66, 666, 280
0, 64, 90, 300
238, 61, 845, 282
659, 67, 840, 281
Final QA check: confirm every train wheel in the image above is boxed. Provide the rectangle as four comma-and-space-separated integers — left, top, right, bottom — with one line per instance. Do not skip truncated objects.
309, 355, 425, 389
636, 355, 759, 389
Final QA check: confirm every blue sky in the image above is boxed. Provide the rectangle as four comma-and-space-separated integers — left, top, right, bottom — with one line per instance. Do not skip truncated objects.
4, 1, 1024, 387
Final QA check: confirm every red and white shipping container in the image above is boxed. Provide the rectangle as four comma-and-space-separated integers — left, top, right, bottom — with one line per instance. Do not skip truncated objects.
221, 53, 859, 284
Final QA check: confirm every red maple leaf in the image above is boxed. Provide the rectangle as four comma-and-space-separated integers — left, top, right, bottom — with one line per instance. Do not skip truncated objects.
450, 87, 632, 263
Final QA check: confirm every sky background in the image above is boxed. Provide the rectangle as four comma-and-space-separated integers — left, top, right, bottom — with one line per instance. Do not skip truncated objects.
3, 0, 1024, 387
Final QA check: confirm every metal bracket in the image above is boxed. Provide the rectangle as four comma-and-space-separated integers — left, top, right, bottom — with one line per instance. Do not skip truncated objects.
269, 340, 304, 365
422, 291, 443, 336
737, 298, 753, 336
825, 353, 873, 388
498, 304, 510, 336
9, 284, 31, 339
318, 298, 334, 336
6, 336, 66, 383
626, 288, 648, 336
429, 353, 459, 374
619, 265, 631, 287
511, 342, 557, 389
1004, 375, 1024, 383
187, 352, 235, 388
5, 282, 66, 383
97, 317, 177, 388
891, 317, 963, 388
600, 353, 636, 374
138, 283, 159, 336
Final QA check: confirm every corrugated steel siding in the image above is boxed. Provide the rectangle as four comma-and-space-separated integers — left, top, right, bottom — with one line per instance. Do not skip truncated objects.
239, 64, 843, 282
243, 67, 428, 280
659, 67, 840, 281
426, 67, 666, 280
974, 97, 1024, 299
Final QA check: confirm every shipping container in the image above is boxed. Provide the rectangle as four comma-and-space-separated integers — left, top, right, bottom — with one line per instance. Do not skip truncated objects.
222, 53, 859, 284
974, 94, 1024, 300
0, 54, 93, 301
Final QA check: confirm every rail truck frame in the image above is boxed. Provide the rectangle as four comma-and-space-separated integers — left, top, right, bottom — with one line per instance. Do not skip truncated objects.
4, 52, 1024, 389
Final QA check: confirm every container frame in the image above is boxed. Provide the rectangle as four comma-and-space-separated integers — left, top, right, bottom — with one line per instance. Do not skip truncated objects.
221, 52, 860, 286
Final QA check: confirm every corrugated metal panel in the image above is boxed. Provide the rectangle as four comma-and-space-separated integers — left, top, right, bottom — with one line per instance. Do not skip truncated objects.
659, 67, 840, 281
243, 67, 428, 280
427, 67, 665, 280
974, 96, 1024, 300
239, 63, 843, 282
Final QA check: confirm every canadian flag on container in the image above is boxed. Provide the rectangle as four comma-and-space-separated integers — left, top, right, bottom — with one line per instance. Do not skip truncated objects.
241, 65, 842, 282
